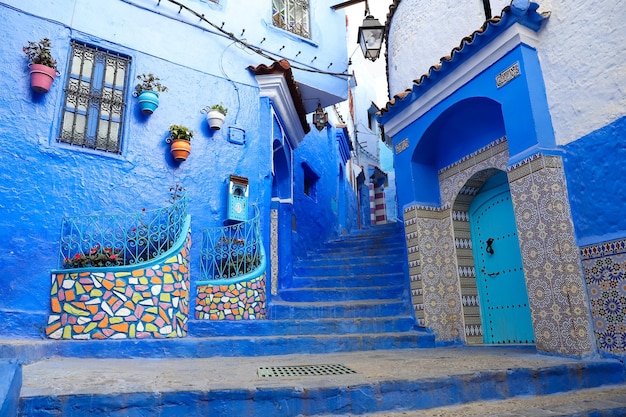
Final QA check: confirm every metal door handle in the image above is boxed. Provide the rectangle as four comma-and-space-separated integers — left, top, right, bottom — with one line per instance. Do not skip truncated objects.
486, 238, 494, 254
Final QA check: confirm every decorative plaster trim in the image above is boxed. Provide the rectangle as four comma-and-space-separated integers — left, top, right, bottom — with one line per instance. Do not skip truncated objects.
385, 23, 540, 137
256, 74, 306, 148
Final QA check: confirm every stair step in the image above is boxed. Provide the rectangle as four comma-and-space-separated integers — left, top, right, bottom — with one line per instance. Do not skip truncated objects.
268, 299, 410, 319
277, 285, 405, 302
18, 347, 625, 416
187, 316, 417, 337
293, 262, 404, 276
295, 254, 405, 266
292, 272, 405, 288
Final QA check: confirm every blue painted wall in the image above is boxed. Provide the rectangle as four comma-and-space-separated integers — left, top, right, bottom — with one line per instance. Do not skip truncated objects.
0, 1, 356, 336
563, 116, 626, 246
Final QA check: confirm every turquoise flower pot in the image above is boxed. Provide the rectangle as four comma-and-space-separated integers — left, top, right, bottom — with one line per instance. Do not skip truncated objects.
138, 90, 160, 114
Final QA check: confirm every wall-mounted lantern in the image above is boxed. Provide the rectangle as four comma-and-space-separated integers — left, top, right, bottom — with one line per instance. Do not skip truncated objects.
331, 0, 385, 62
227, 174, 249, 222
313, 103, 328, 131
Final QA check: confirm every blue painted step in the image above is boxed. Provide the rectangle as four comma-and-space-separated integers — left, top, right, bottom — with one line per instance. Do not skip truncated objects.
291, 271, 405, 288
268, 299, 411, 320
278, 285, 405, 302
187, 316, 416, 337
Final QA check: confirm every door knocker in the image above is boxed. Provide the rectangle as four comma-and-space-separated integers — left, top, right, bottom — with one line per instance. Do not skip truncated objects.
486, 238, 495, 255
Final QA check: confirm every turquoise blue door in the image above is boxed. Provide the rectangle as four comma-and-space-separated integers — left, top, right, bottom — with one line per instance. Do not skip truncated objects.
469, 172, 535, 344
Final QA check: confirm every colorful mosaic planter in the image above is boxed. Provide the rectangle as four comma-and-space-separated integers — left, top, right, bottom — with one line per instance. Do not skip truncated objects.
46, 230, 191, 340
195, 275, 266, 320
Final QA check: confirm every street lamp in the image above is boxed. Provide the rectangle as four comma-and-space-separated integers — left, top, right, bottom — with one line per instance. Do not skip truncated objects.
332, 0, 385, 62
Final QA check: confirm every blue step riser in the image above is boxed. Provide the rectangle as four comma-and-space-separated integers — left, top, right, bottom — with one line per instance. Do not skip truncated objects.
187, 317, 416, 337
293, 263, 404, 276
19, 362, 625, 416
278, 287, 405, 302
319, 242, 405, 253
296, 255, 405, 266
39, 333, 434, 360
291, 275, 405, 288
267, 301, 410, 319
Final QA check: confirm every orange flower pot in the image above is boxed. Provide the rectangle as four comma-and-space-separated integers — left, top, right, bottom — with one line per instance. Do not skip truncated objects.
170, 139, 191, 161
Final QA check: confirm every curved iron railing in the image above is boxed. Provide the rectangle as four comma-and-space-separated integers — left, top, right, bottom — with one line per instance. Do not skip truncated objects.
199, 205, 264, 282
58, 195, 188, 269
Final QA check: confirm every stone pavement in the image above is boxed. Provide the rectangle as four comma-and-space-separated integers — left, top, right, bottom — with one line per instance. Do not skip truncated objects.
18, 345, 626, 416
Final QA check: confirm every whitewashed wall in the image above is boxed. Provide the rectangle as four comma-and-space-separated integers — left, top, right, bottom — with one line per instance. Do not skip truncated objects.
386, 0, 626, 145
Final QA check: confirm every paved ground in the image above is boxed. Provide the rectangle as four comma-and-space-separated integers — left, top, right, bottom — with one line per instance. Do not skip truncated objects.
19, 346, 626, 415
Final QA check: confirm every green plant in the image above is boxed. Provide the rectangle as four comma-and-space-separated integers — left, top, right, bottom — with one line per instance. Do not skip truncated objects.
169, 124, 194, 141
135, 73, 168, 94
210, 103, 228, 116
23, 38, 57, 70
63, 244, 122, 269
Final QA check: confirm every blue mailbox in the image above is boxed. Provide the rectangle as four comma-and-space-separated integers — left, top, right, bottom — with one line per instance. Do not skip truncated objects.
227, 174, 249, 222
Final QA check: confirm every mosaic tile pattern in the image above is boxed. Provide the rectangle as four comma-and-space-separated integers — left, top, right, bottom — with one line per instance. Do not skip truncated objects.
403, 211, 425, 326
46, 231, 191, 340
508, 154, 593, 356
581, 239, 626, 357
413, 207, 464, 341
402, 139, 594, 356
195, 275, 267, 320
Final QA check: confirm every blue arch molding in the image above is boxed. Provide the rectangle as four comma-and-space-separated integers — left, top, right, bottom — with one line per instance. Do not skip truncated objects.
379, 2, 548, 123
379, 3, 552, 208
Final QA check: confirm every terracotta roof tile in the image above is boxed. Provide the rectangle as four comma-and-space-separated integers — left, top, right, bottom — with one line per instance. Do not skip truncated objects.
248, 59, 311, 134
379, 2, 548, 117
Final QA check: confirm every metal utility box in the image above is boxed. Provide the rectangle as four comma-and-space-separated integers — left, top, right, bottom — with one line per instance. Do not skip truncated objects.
227, 174, 249, 222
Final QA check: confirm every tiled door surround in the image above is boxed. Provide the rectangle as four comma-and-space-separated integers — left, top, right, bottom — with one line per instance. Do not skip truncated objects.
403, 138, 595, 357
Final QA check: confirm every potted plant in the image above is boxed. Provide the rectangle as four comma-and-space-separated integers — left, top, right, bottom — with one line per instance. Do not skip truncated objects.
206, 103, 228, 130
23, 38, 58, 94
167, 124, 193, 161
135, 73, 168, 114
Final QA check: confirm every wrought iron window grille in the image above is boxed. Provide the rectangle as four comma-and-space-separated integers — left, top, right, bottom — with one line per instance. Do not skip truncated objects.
58, 195, 188, 269
200, 205, 264, 280
272, 0, 311, 39
58, 41, 131, 154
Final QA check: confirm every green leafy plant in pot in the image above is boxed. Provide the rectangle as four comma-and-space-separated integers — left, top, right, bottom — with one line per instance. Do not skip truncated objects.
23, 38, 58, 94
135, 73, 168, 114
167, 124, 193, 162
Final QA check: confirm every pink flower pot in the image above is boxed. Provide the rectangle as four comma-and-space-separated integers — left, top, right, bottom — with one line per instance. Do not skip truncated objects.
29, 64, 57, 93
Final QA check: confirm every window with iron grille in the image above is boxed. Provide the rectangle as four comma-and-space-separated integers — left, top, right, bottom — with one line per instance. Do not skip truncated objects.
58, 41, 131, 154
272, 0, 310, 39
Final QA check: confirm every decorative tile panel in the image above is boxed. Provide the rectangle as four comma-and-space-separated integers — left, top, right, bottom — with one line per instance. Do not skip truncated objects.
46, 230, 191, 340
581, 239, 626, 357
509, 154, 594, 356
195, 275, 266, 320
414, 207, 464, 341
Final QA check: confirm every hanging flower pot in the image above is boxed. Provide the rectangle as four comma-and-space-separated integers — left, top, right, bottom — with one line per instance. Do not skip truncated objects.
205, 103, 228, 130
134, 73, 168, 115
167, 124, 193, 162
29, 64, 57, 93
137, 90, 160, 114
23, 38, 58, 94
170, 139, 191, 161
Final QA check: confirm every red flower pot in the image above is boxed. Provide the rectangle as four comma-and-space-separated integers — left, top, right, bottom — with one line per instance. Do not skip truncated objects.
29, 64, 57, 93
170, 139, 191, 162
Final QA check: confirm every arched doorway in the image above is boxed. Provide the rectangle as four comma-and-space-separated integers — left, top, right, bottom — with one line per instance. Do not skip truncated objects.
468, 171, 534, 344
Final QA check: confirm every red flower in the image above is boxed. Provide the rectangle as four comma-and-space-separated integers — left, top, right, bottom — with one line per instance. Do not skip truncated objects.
74, 254, 81, 260
104, 247, 112, 254
110, 254, 117, 260
131, 227, 137, 232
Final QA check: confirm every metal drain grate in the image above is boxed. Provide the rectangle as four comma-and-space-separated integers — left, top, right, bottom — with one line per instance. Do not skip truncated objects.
258, 363, 358, 378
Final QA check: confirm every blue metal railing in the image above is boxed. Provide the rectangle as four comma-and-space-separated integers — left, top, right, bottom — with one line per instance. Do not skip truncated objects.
58, 195, 188, 269
199, 206, 265, 282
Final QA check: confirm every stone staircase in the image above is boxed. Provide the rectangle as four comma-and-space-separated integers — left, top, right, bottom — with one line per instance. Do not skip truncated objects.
187, 222, 434, 353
